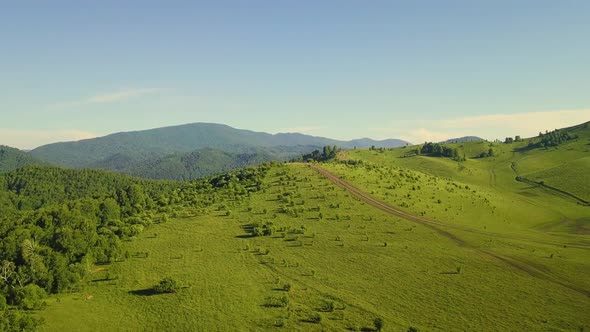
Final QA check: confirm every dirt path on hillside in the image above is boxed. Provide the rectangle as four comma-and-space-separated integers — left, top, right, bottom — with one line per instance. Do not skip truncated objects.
488, 167, 497, 188
310, 164, 590, 297
311, 165, 589, 249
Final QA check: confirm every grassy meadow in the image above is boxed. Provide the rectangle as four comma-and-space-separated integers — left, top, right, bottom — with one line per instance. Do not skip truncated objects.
38, 158, 589, 331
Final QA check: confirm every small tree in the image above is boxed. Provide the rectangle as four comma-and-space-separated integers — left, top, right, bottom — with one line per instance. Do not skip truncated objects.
408, 327, 419, 332
154, 277, 178, 294
374, 317, 384, 331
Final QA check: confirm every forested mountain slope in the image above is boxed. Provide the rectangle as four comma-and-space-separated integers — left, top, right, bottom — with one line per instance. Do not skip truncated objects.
0, 145, 42, 173
29, 123, 409, 169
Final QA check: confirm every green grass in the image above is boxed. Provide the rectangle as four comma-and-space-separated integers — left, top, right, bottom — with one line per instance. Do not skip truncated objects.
39, 163, 589, 331
524, 156, 590, 202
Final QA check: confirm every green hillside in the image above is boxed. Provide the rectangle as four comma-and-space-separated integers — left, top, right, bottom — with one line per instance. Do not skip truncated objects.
341, 121, 590, 203
0, 145, 41, 173
1, 122, 588, 331
31, 162, 589, 331
525, 156, 590, 202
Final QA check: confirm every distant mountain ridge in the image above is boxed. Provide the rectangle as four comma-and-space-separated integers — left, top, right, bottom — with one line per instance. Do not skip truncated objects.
348, 138, 410, 148
30, 123, 409, 166
28, 123, 410, 180
0, 145, 42, 173
89, 147, 295, 181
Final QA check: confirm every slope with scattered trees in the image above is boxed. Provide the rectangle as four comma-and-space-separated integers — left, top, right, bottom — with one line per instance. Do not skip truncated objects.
0, 163, 270, 329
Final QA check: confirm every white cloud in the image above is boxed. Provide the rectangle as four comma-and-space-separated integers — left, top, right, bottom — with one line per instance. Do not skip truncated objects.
48, 88, 163, 110
0, 129, 98, 150
373, 109, 590, 144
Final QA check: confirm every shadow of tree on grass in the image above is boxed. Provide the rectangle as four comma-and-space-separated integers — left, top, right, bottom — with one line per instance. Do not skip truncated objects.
128, 288, 158, 296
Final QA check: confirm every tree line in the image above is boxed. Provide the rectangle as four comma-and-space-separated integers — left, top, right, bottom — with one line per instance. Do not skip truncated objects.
296, 146, 340, 162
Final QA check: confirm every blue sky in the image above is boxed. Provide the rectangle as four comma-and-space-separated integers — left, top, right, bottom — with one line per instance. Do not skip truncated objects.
1, 1, 589, 149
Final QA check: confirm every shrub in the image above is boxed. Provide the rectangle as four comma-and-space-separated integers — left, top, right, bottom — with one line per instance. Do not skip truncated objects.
408, 327, 419, 332
251, 222, 275, 237
308, 312, 322, 323
374, 317, 384, 331
13, 284, 46, 310
265, 296, 289, 307
154, 277, 178, 294
322, 300, 335, 312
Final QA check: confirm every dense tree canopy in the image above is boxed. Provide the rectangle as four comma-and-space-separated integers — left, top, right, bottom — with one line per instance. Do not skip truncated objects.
534, 129, 577, 148
419, 143, 461, 160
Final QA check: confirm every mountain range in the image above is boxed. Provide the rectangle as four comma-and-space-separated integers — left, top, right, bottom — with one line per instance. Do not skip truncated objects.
17, 123, 410, 180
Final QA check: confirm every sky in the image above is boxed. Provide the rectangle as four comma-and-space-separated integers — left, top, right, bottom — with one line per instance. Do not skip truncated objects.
1, 0, 589, 149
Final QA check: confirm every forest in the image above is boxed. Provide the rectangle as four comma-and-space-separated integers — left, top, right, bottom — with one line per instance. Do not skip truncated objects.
0, 163, 270, 329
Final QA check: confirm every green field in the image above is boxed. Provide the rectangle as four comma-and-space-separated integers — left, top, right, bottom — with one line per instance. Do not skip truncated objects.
38, 158, 590, 331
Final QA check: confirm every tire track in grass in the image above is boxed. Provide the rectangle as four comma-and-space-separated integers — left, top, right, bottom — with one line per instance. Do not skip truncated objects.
310, 164, 590, 297
488, 166, 497, 188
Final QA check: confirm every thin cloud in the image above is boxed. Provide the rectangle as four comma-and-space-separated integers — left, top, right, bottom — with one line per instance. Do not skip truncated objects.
0, 129, 98, 150
48, 88, 163, 110
87, 88, 161, 103
373, 109, 590, 144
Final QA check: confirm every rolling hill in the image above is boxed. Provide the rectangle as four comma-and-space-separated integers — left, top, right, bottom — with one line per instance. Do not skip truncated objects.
1, 121, 589, 331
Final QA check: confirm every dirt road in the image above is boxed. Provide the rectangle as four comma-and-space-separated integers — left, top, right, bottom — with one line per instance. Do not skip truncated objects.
310, 164, 590, 297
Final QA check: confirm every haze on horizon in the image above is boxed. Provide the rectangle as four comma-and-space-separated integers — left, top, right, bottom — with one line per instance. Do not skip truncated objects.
1, 1, 589, 149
